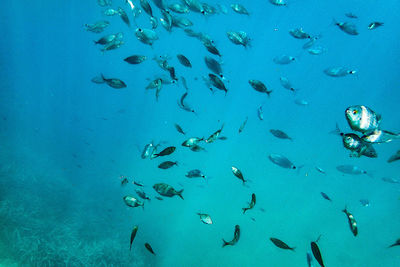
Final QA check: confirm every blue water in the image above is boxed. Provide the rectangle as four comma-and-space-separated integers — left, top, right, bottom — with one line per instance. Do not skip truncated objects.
1, 0, 400, 266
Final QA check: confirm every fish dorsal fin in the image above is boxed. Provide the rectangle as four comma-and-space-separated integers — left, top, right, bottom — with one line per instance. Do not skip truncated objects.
377, 114, 382, 124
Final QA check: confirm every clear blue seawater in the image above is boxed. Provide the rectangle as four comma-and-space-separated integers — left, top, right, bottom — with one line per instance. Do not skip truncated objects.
0, 0, 399, 266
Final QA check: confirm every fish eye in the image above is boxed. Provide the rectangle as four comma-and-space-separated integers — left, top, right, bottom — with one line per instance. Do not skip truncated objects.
353, 110, 357, 115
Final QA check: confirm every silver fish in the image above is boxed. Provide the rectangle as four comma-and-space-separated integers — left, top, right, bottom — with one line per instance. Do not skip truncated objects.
269, 154, 297, 169
123, 196, 144, 208
273, 55, 296, 64
345, 105, 381, 133
324, 67, 356, 77
336, 165, 372, 177
231, 4, 250, 15
334, 19, 358, 35
153, 183, 184, 199
257, 105, 264, 121
186, 169, 206, 179
197, 213, 212, 224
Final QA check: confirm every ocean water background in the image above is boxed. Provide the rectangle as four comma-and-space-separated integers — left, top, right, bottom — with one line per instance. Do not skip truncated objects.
0, 0, 399, 266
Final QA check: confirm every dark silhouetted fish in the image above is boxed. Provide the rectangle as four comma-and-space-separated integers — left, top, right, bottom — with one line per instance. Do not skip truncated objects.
153, 183, 183, 199
270, 129, 292, 140
124, 55, 146, 64
242, 193, 256, 214
177, 54, 192, 67
152, 146, 176, 158
270, 238, 295, 251
388, 238, 400, 248
222, 225, 240, 247
320, 192, 331, 202
158, 161, 178, 169
311, 241, 325, 267
174, 123, 185, 135
342, 207, 358, 236
144, 243, 156, 255
130, 226, 138, 250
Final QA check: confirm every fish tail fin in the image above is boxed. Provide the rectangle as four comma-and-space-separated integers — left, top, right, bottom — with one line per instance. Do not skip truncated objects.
222, 239, 229, 247
175, 161, 179, 166
342, 206, 347, 213
291, 247, 296, 251
332, 18, 338, 26
177, 189, 184, 200
93, 40, 98, 45
330, 123, 342, 135
100, 73, 105, 81
242, 208, 248, 214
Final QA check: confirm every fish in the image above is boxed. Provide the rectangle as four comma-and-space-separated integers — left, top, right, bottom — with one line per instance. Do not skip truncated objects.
295, 99, 309, 106
168, 3, 189, 13
231, 4, 250, 15
333, 19, 358, 35
231, 166, 247, 184
227, 31, 251, 47
133, 180, 144, 187
381, 177, 400, 184
203, 40, 221, 57
205, 56, 223, 78
153, 183, 184, 199
336, 165, 372, 177
123, 196, 144, 208
209, 74, 228, 94
345, 12, 358, 19
182, 137, 203, 147
222, 225, 240, 247
135, 28, 158, 46
242, 193, 256, 214
135, 189, 151, 201
257, 105, 264, 121
388, 238, 400, 248
361, 129, 400, 144
238, 117, 248, 133
279, 77, 296, 92
368, 22, 384, 30
269, 0, 287, 6
130, 226, 138, 250
177, 92, 196, 114
311, 241, 325, 267
141, 142, 155, 159
308, 46, 325, 55
270, 238, 295, 251
124, 55, 146, 64
177, 54, 192, 68
388, 150, 400, 163
273, 55, 296, 64
315, 167, 326, 174
150, 16, 158, 29
186, 169, 206, 179
174, 123, 185, 135
324, 67, 356, 77
205, 124, 224, 143
197, 213, 212, 224
306, 252, 313, 267
93, 33, 119, 45
100, 74, 127, 89
342, 207, 358, 236
289, 28, 311, 39
140, 0, 153, 17
152, 146, 176, 158
268, 154, 298, 169
172, 16, 193, 28
270, 129, 292, 141
320, 192, 331, 202
189, 144, 205, 152
360, 199, 370, 207
117, 7, 130, 27
144, 243, 156, 255
249, 80, 272, 96
155, 196, 163, 200
121, 177, 129, 186
331, 123, 377, 158
84, 20, 110, 33
101, 40, 124, 52
158, 161, 178, 169
104, 8, 119, 16
345, 105, 381, 133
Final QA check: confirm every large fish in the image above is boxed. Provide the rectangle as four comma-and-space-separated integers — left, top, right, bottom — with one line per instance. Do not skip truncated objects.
270, 238, 295, 251
311, 241, 325, 267
153, 183, 184, 199
342, 207, 358, 236
345, 105, 381, 133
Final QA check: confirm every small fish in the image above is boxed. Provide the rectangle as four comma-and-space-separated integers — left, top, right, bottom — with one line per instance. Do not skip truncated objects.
273, 55, 296, 64
133, 180, 144, 187
333, 19, 358, 35
269, 0, 287, 6
123, 196, 144, 208
174, 123, 185, 135
158, 161, 178, 169
269, 154, 298, 169
140, 0, 153, 17
100, 74, 127, 89
155, 196, 163, 200
177, 54, 192, 67
231, 166, 246, 184
197, 213, 212, 224
104, 8, 119, 16
381, 177, 400, 184
257, 105, 264, 121
388, 150, 400, 163
289, 28, 311, 39
388, 238, 400, 248
315, 167, 326, 174
336, 165, 372, 177
204, 56, 223, 78
238, 117, 248, 134
279, 77, 296, 92
270, 238, 295, 251
342, 207, 358, 236
84, 20, 110, 33
345, 12, 358, 19
270, 129, 292, 141
368, 22, 384, 30
324, 67, 356, 77
231, 4, 250, 15
189, 144, 205, 152
205, 124, 224, 143
124, 55, 146, 64
127, 225, 139, 251
118, 7, 130, 27
152, 146, 176, 158
186, 169, 206, 179
345, 105, 381, 133
360, 199, 370, 207
135, 189, 151, 201
121, 177, 129, 186
182, 137, 203, 147
295, 99, 309, 106
144, 243, 155, 255
209, 74, 228, 94
153, 183, 184, 199
320, 192, 331, 202
242, 193, 256, 214
222, 225, 240, 247
306, 252, 313, 267
249, 80, 272, 96
311, 242, 325, 267
308, 46, 325, 55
